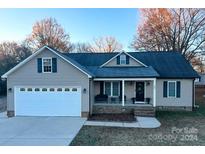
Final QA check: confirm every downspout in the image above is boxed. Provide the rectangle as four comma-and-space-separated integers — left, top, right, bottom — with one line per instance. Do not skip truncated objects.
193, 79, 196, 109
89, 78, 92, 115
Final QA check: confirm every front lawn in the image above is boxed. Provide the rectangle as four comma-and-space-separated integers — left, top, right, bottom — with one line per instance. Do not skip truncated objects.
70, 103, 205, 146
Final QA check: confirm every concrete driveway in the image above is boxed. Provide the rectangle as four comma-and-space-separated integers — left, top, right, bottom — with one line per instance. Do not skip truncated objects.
0, 114, 86, 146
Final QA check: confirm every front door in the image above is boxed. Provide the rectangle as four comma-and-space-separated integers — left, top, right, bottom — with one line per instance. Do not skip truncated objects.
135, 82, 145, 101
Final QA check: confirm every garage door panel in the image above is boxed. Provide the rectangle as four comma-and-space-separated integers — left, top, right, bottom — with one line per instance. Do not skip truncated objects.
15, 87, 81, 116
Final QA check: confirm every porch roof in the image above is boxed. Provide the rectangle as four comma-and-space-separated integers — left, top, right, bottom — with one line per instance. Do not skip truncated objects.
86, 66, 160, 78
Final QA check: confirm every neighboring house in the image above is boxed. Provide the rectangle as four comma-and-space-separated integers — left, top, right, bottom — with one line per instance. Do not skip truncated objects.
195, 74, 205, 104
1, 46, 199, 117
195, 74, 205, 86
193, 51, 205, 73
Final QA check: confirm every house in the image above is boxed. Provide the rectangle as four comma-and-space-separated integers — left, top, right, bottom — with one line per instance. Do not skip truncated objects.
195, 73, 205, 104
1, 46, 199, 117
195, 74, 205, 86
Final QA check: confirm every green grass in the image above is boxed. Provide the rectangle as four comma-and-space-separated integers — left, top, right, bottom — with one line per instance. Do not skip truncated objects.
70, 103, 205, 146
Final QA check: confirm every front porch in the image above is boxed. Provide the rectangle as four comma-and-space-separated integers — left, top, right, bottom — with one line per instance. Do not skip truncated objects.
91, 78, 156, 116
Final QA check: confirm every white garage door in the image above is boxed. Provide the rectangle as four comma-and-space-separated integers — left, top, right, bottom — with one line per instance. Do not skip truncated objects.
14, 86, 81, 116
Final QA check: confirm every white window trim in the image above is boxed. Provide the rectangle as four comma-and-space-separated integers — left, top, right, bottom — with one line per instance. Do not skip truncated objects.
42, 57, 52, 73
104, 81, 120, 97
167, 81, 177, 98
120, 54, 126, 65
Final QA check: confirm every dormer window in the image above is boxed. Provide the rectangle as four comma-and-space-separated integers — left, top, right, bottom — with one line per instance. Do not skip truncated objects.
116, 54, 130, 65
42, 58, 52, 73
120, 54, 126, 65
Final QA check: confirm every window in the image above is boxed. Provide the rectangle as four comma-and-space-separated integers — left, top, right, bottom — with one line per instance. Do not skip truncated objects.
49, 88, 55, 92
42, 88, 47, 92
57, 88, 62, 92
72, 88, 77, 92
20, 88, 25, 91
105, 82, 111, 96
104, 81, 119, 97
65, 88, 70, 92
112, 82, 119, 96
34, 88, 40, 92
42, 58, 52, 73
168, 81, 176, 97
120, 54, 126, 65
27, 88, 32, 92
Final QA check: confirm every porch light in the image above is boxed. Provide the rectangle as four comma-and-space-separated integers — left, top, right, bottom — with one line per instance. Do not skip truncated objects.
83, 88, 86, 93
146, 81, 150, 86
1, 78, 6, 81
8, 88, 12, 92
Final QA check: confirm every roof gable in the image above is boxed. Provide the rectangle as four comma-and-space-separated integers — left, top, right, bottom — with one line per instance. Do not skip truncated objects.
102, 53, 145, 67
1, 46, 92, 78
100, 51, 147, 67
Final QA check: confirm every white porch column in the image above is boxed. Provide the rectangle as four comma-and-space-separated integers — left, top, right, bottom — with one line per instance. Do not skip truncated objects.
122, 80, 125, 106
153, 78, 156, 107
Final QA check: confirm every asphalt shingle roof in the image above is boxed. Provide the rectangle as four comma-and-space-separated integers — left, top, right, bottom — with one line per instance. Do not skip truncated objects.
56, 51, 94, 76
62, 51, 199, 78
86, 66, 159, 78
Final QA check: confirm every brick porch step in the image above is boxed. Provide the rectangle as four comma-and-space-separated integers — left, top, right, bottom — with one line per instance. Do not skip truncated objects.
134, 107, 155, 117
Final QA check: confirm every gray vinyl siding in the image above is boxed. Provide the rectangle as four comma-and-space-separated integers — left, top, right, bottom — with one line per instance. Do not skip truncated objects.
124, 81, 135, 102
7, 48, 90, 113
104, 54, 143, 67
156, 79, 193, 107
94, 81, 100, 96
145, 81, 153, 104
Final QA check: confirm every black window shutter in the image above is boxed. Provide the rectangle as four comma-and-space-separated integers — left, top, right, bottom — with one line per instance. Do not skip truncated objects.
163, 81, 167, 97
120, 81, 122, 96
52, 58, 57, 73
126, 55, 130, 64
117, 56, 120, 65
176, 81, 181, 98
37, 58, 42, 73
100, 81, 104, 95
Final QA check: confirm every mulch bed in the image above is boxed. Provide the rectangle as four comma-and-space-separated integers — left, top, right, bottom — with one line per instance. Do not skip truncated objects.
88, 113, 136, 122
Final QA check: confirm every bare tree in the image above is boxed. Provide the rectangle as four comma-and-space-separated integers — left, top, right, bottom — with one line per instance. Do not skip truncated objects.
191, 57, 205, 73
131, 8, 205, 61
91, 36, 123, 52
0, 41, 32, 95
0, 41, 31, 69
26, 17, 72, 52
73, 36, 123, 53
73, 42, 93, 53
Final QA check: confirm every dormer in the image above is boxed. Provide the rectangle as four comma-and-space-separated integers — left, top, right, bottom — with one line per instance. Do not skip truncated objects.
100, 52, 147, 67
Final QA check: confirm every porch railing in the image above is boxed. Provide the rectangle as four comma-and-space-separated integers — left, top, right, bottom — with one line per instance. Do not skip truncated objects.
94, 95, 152, 105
